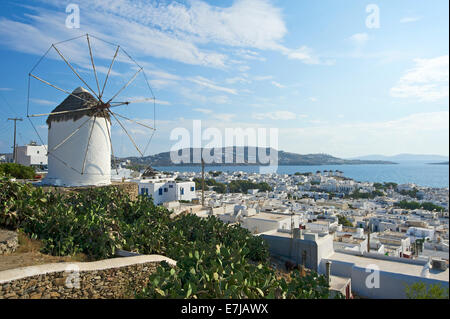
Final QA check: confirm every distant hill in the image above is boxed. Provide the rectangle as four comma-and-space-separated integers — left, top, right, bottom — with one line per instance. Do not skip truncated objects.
350, 153, 449, 162
119, 147, 396, 166
428, 161, 449, 165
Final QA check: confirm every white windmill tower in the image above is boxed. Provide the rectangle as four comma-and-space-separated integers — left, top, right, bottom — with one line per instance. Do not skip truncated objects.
26, 34, 156, 187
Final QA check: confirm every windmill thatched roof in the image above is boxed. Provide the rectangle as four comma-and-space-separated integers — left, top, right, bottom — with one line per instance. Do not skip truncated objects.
46, 87, 110, 128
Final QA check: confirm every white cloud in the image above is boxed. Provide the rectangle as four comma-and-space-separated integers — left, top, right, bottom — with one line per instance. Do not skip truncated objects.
349, 33, 369, 46
284, 46, 321, 64
225, 76, 251, 85
254, 75, 273, 81
180, 87, 230, 105
0, 0, 323, 68
400, 17, 421, 23
188, 76, 237, 95
193, 108, 213, 114
280, 111, 449, 157
30, 98, 56, 106
235, 49, 266, 61
390, 55, 449, 101
308, 97, 318, 102
253, 111, 298, 120
212, 113, 236, 122
271, 81, 285, 88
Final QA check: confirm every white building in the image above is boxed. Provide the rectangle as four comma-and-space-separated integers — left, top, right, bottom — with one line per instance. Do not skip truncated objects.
261, 229, 335, 272
138, 178, 196, 205
241, 212, 301, 234
16, 143, 47, 167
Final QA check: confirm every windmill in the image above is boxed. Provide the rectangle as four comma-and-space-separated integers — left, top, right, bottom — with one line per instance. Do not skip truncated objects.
26, 34, 156, 187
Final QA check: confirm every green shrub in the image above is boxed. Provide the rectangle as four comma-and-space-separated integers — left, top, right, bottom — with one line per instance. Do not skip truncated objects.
0, 178, 331, 299
0, 163, 36, 179
406, 282, 449, 299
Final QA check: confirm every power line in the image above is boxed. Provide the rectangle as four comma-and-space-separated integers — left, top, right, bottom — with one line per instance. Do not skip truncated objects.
0, 91, 19, 118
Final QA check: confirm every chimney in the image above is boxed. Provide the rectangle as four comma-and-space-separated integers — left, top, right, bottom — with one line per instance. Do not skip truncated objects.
325, 260, 332, 285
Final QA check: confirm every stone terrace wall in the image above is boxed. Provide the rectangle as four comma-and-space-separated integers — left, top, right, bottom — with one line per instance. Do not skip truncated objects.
0, 230, 18, 255
0, 255, 175, 299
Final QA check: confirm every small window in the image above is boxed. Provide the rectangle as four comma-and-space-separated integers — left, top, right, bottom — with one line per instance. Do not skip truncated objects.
169, 185, 174, 188
180, 188, 184, 195
159, 188, 163, 196
191, 187, 195, 192
164, 188, 168, 192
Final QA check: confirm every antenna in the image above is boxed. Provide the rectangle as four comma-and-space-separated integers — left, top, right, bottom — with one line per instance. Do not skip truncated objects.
289, 206, 294, 259
7, 118, 23, 163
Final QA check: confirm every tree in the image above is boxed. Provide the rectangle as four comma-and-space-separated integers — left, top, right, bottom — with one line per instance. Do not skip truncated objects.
337, 215, 353, 227
406, 282, 449, 299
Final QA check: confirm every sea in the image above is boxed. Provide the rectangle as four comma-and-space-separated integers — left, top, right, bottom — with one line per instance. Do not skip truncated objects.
154, 161, 449, 188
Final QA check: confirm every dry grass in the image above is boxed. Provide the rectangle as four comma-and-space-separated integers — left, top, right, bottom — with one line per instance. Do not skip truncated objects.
15, 231, 42, 253
0, 230, 88, 272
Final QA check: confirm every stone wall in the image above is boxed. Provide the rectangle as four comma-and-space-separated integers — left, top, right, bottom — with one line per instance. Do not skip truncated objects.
0, 230, 18, 255
112, 182, 139, 201
0, 255, 175, 299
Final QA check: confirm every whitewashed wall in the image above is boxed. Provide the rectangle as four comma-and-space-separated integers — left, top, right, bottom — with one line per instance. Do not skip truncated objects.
44, 115, 111, 186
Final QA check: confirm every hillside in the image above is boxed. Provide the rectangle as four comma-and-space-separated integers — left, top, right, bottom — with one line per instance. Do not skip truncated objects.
351, 153, 449, 162
119, 147, 396, 166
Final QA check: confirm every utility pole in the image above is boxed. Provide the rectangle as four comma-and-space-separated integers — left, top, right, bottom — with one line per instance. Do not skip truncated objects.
201, 157, 205, 207
367, 223, 371, 253
8, 118, 23, 163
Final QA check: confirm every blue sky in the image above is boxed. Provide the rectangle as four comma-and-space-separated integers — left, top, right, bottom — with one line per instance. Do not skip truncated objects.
0, 0, 448, 158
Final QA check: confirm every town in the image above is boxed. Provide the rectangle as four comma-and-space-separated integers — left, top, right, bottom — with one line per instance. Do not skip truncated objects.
1, 143, 449, 299
129, 163, 449, 299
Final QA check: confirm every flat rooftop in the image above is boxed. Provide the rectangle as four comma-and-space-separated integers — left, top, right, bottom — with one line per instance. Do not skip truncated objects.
329, 252, 449, 282
261, 229, 332, 243
247, 212, 290, 221
330, 275, 351, 292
